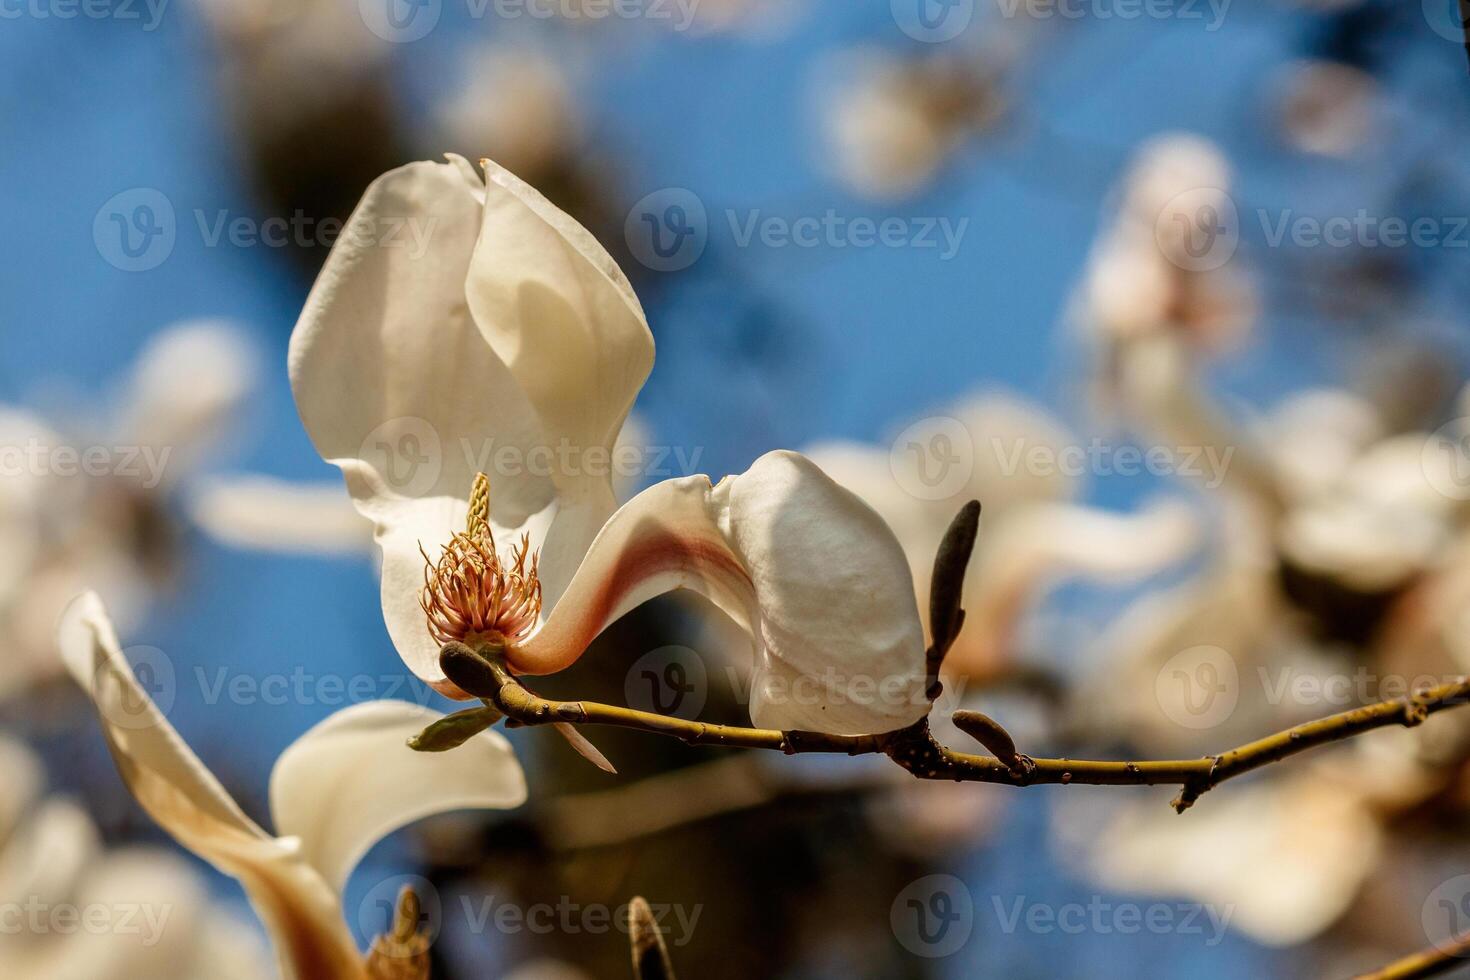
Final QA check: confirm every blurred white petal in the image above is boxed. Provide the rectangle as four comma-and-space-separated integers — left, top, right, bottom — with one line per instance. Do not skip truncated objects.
189, 475, 372, 555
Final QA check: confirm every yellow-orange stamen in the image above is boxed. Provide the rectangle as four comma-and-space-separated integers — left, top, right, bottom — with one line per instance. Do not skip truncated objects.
420, 473, 542, 646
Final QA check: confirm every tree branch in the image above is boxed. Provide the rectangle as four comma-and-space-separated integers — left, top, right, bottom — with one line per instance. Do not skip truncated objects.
1352, 931, 1470, 980
436, 642, 1470, 813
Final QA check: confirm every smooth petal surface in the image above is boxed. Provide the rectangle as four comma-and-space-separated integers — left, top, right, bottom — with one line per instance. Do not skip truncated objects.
270, 699, 527, 897
58, 593, 364, 980
289, 156, 555, 691
464, 158, 654, 605
465, 157, 652, 495
516, 451, 929, 734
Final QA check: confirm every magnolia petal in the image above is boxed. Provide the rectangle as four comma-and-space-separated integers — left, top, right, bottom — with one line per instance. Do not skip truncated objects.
516, 451, 929, 735
58, 592, 364, 980
190, 475, 374, 556
465, 158, 652, 499
269, 699, 527, 897
120, 320, 257, 483
463, 158, 654, 603
288, 157, 555, 691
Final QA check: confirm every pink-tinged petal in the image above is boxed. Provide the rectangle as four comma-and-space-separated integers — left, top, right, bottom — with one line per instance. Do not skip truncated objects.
515, 452, 929, 735
288, 156, 554, 690
270, 700, 527, 897
58, 593, 365, 980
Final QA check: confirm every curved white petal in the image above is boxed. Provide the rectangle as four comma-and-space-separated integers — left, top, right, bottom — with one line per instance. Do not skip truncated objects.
466, 157, 652, 492
516, 451, 929, 735
270, 699, 527, 896
464, 158, 654, 603
58, 593, 364, 980
189, 475, 374, 556
288, 156, 555, 692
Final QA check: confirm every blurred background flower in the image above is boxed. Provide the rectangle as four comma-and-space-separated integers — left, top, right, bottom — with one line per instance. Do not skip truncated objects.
3, 1, 1470, 978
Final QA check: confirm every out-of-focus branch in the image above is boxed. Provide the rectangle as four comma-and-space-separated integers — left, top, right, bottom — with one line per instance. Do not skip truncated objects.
1352, 931, 1470, 980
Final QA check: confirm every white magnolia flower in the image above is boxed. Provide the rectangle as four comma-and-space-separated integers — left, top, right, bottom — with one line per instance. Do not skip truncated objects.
1275, 59, 1378, 158
0, 321, 255, 700
806, 393, 1199, 683
817, 47, 1009, 202
58, 592, 528, 980
1079, 133, 1257, 350
289, 154, 930, 737
0, 734, 272, 980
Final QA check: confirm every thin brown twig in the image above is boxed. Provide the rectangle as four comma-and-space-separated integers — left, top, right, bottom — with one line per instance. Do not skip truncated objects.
1352, 931, 1470, 980
438, 642, 1470, 814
